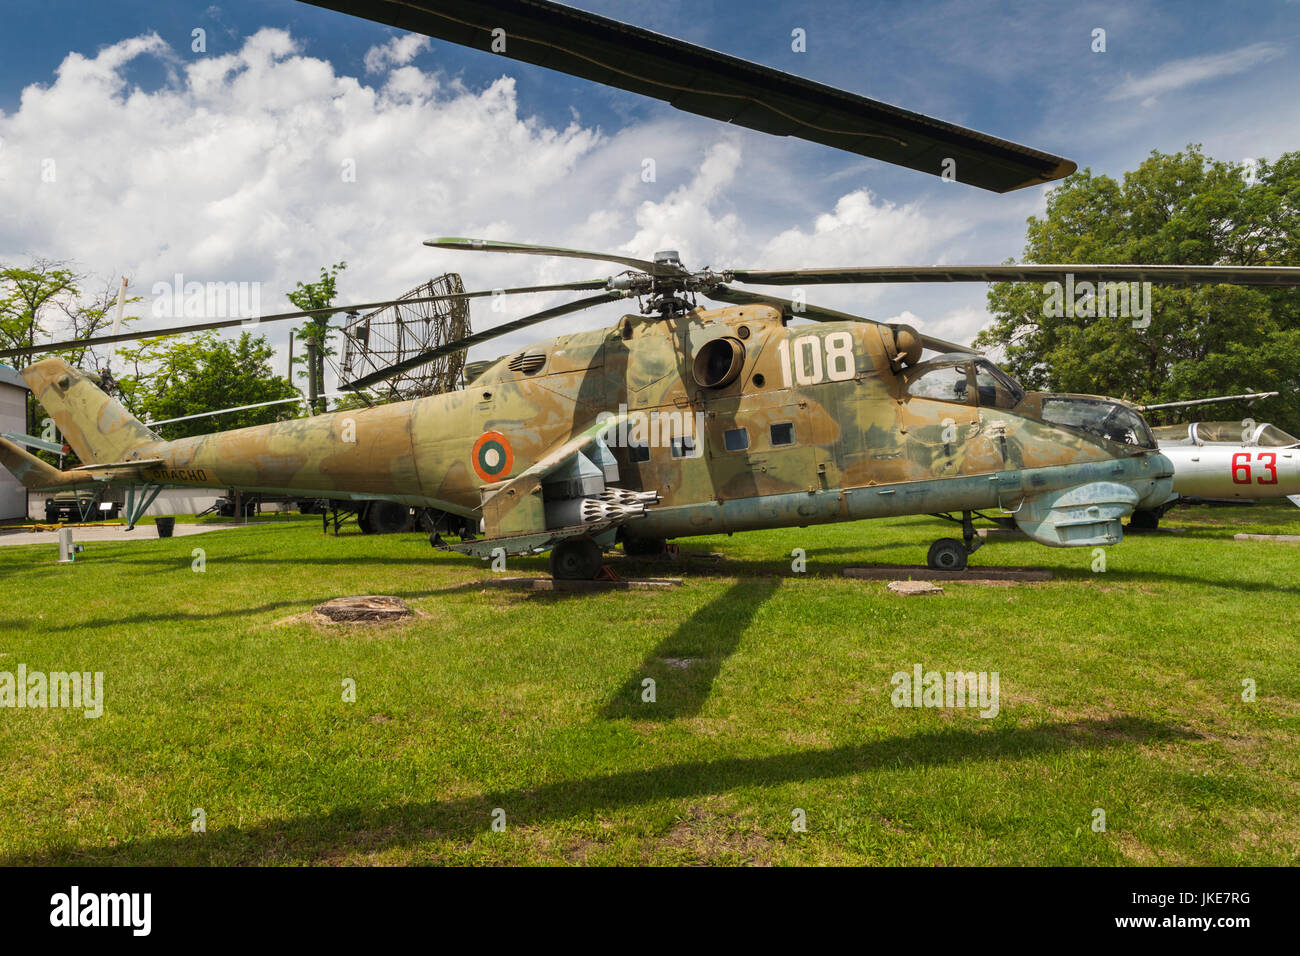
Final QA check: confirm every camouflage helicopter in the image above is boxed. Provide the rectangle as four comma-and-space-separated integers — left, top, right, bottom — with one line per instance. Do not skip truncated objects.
5, 240, 1299, 578
4, 0, 1300, 578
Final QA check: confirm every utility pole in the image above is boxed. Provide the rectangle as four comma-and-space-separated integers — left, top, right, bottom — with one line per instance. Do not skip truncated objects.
306, 336, 319, 415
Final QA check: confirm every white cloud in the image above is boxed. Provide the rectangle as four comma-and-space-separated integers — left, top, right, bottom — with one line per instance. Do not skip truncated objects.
887, 306, 991, 353
0, 28, 983, 387
363, 33, 430, 74
760, 189, 958, 269
621, 140, 745, 264
0, 30, 608, 359
1107, 42, 1285, 104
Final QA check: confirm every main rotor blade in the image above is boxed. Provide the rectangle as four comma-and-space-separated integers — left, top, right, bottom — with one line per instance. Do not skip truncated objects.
1139, 391, 1280, 411
426, 237, 687, 277
299, 0, 1075, 193
0, 279, 608, 360
731, 264, 1300, 287
706, 285, 977, 355
343, 290, 625, 391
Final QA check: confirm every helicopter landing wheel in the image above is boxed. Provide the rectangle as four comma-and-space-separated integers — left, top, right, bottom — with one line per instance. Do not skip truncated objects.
550, 536, 603, 580
359, 500, 413, 534
927, 537, 968, 572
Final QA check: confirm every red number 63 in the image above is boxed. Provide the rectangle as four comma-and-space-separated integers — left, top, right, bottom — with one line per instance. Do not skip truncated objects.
1233, 452, 1278, 485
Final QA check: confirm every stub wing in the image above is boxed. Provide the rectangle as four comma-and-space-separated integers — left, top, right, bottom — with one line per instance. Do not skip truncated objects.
447, 412, 659, 555
67, 459, 166, 481
478, 414, 630, 514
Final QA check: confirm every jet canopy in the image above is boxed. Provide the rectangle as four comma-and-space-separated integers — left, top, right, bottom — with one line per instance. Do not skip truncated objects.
1152, 421, 1300, 447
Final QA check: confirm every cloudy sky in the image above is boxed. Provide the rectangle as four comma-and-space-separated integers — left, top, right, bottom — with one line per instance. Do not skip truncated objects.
1, 0, 1296, 390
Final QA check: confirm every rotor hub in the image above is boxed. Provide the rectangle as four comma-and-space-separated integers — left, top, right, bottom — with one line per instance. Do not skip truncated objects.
604, 258, 734, 316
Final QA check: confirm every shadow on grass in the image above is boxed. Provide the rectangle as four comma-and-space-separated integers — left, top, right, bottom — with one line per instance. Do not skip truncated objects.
98, 539, 906, 573
600, 576, 782, 720
3, 716, 1194, 865
11, 568, 709, 632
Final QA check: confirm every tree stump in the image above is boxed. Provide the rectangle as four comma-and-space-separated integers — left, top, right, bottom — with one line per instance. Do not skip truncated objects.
313, 595, 411, 623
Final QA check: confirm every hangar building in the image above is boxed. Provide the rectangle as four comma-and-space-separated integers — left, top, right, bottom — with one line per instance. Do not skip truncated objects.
0, 364, 29, 521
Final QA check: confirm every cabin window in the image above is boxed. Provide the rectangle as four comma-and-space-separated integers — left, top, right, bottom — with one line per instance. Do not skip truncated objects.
907, 363, 972, 404
724, 427, 749, 452
629, 442, 650, 463
974, 360, 1025, 409
770, 422, 795, 446
670, 435, 697, 459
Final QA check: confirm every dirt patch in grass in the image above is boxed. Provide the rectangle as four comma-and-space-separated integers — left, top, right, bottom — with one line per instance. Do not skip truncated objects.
656, 805, 774, 865
1114, 831, 1177, 865
267, 608, 430, 632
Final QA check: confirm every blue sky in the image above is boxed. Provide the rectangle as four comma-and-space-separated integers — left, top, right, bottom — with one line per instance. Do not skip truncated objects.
6, 0, 1296, 175
1, 0, 1297, 376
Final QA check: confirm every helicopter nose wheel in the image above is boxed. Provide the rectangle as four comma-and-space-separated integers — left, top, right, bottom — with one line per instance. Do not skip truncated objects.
550, 536, 603, 580
927, 538, 968, 571
926, 511, 983, 571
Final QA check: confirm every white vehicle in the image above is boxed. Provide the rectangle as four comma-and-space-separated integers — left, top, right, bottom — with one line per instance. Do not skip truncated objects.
1132, 420, 1300, 528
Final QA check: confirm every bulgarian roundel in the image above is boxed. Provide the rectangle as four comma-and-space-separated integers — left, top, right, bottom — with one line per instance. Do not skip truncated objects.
471, 431, 513, 482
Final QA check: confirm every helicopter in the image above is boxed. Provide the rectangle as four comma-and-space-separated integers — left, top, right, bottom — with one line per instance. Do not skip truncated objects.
5, 238, 1299, 578
3, 0, 1299, 578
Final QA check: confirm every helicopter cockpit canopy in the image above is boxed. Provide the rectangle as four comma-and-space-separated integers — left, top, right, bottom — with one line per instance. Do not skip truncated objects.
905, 355, 1025, 409
1040, 397, 1156, 449
907, 356, 1156, 448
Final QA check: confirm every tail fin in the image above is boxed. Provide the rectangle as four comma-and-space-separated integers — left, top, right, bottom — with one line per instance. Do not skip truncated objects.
0, 436, 94, 491
21, 358, 160, 465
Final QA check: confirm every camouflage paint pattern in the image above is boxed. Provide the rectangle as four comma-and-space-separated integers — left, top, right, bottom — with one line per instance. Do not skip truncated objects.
14, 303, 1174, 550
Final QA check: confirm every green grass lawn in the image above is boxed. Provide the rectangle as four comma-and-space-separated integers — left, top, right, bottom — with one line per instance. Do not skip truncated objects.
1, 501, 1298, 865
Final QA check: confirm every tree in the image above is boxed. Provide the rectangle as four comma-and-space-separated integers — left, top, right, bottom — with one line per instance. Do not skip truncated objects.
0, 259, 78, 359
0, 259, 138, 435
115, 332, 300, 440
975, 146, 1300, 434
286, 261, 347, 414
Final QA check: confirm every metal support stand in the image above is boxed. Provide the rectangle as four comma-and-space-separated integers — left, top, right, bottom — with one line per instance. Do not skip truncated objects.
124, 483, 164, 531
322, 502, 348, 536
